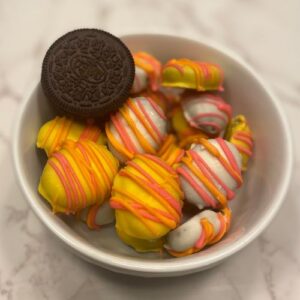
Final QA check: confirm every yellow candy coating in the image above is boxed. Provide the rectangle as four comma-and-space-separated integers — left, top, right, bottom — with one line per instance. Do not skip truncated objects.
110, 154, 183, 252
38, 140, 119, 214
225, 115, 254, 171
162, 59, 224, 91
36, 116, 106, 156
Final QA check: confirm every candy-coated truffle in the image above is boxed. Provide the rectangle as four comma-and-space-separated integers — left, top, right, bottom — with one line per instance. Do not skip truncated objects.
162, 59, 224, 91
176, 138, 242, 209
80, 201, 115, 229
165, 207, 231, 257
131, 52, 161, 94
110, 154, 184, 252
157, 135, 185, 167
38, 140, 119, 214
105, 97, 168, 162
182, 93, 232, 137
36, 116, 106, 156
171, 106, 208, 141
225, 115, 254, 172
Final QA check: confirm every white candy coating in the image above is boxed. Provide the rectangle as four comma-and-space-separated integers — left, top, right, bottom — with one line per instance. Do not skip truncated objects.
178, 139, 242, 209
182, 94, 231, 136
131, 66, 148, 94
107, 97, 167, 163
81, 201, 115, 227
165, 210, 221, 252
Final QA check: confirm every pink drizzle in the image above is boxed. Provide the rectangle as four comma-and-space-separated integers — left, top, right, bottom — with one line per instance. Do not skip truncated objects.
233, 131, 254, 148
111, 113, 138, 153
190, 150, 235, 200
142, 153, 176, 175
177, 167, 218, 208
136, 98, 165, 142
190, 112, 227, 123
195, 227, 206, 249
145, 97, 167, 120
216, 138, 240, 175
125, 161, 181, 214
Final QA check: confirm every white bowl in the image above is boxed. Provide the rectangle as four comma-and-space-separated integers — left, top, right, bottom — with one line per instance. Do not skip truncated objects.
13, 34, 292, 277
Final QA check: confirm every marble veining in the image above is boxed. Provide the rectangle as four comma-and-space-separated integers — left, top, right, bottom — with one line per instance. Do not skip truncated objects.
0, 0, 300, 299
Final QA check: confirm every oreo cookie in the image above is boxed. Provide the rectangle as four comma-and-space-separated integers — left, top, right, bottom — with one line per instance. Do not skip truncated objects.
41, 29, 135, 119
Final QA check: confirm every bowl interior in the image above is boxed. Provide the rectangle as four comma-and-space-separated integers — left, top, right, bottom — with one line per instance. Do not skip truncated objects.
14, 34, 291, 275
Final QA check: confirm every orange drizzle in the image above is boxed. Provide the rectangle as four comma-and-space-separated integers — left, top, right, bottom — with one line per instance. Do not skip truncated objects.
163, 59, 223, 91
105, 98, 166, 161
49, 117, 73, 155
79, 123, 102, 142
136, 154, 183, 197
86, 204, 101, 230
178, 133, 208, 149
134, 52, 161, 91
42, 116, 59, 148
111, 188, 177, 229
118, 169, 180, 222
199, 138, 243, 186
48, 140, 117, 214
111, 155, 183, 234
78, 141, 111, 192
65, 141, 103, 201
119, 106, 155, 153
166, 207, 231, 257
181, 153, 227, 207
105, 121, 134, 160
127, 98, 161, 144
158, 135, 185, 167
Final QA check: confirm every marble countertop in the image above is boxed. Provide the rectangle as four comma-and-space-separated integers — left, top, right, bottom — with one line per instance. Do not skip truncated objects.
1, 0, 300, 299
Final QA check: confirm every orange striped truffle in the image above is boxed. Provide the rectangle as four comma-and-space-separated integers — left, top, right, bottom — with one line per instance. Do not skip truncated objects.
38, 140, 119, 214
37, 116, 105, 156
110, 154, 183, 252
162, 59, 224, 92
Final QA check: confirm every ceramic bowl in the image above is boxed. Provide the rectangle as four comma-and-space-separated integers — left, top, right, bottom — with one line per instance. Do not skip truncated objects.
13, 34, 292, 277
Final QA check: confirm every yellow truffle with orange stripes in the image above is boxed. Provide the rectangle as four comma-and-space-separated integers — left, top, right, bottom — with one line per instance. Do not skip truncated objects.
38, 140, 119, 214
162, 59, 224, 91
36, 116, 106, 156
110, 154, 183, 252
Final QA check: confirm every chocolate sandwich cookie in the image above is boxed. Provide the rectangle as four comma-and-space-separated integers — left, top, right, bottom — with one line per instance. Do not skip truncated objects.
41, 29, 135, 119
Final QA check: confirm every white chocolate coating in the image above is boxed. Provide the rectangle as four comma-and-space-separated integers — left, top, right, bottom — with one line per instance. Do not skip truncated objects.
165, 210, 221, 252
81, 201, 115, 227
131, 66, 148, 94
178, 139, 242, 209
182, 94, 231, 136
107, 97, 167, 163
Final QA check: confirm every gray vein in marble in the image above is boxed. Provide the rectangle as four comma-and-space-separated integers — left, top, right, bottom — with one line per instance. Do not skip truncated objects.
221, 270, 243, 300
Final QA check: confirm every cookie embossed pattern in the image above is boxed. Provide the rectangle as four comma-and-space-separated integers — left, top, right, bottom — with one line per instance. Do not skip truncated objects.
41, 29, 135, 119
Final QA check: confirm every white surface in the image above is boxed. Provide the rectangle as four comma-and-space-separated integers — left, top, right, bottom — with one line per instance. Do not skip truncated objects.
1, 0, 299, 299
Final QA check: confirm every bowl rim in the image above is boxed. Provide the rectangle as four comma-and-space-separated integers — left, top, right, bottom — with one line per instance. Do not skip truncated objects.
13, 33, 293, 275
